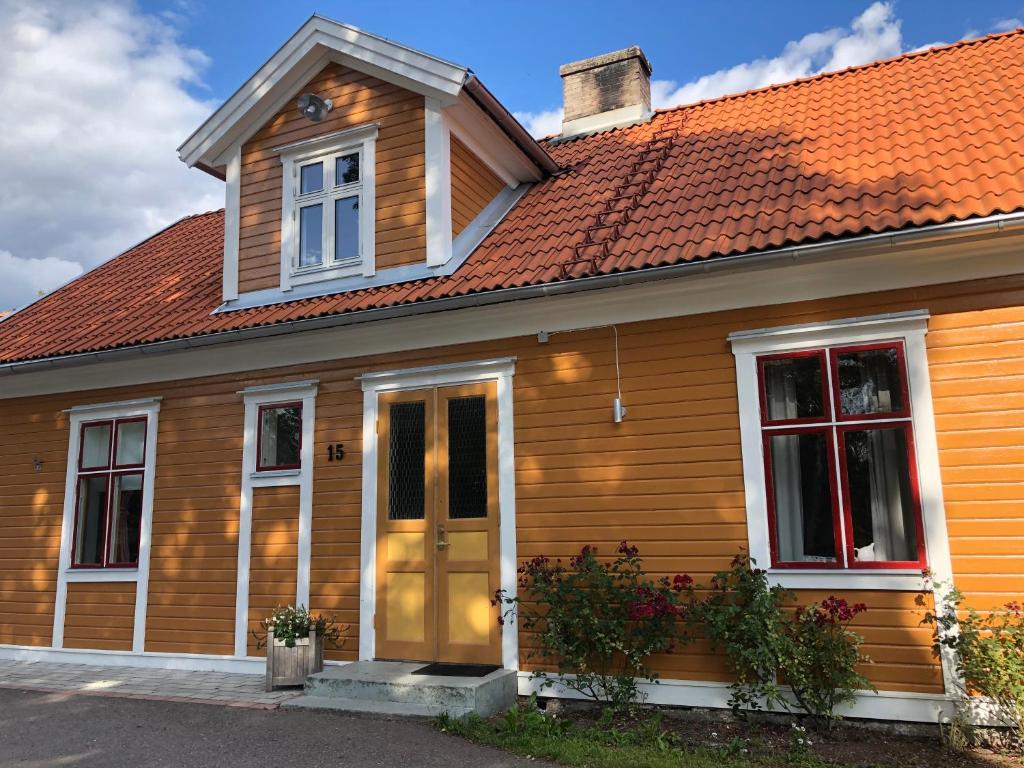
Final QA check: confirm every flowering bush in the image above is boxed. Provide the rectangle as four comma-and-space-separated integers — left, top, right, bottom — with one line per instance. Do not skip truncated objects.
255, 604, 345, 648
494, 541, 692, 713
920, 574, 1024, 746
685, 553, 873, 727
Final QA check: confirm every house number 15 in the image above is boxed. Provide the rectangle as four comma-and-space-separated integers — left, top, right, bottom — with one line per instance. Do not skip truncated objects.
327, 443, 344, 462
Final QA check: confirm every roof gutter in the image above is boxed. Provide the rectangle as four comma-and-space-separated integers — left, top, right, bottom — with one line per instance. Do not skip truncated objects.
462, 76, 561, 176
3, 211, 1024, 376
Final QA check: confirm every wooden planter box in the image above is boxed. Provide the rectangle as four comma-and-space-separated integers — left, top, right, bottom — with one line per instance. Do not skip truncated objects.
265, 628, 324, 691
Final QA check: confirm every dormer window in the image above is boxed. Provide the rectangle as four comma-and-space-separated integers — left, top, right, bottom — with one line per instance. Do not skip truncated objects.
278, 124, 377, 288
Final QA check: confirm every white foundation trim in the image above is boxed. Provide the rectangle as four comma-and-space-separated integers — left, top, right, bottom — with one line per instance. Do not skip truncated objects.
729, 310, 957, 695
424, 97, 453, 267
517, 673, 954, 724
53, 398, 161, 654
358, 357, 518, 669
235, 381, 318, 656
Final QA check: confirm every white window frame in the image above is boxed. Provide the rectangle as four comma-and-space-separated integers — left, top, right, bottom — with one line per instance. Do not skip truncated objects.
234, 379, 317, 657
729, 310, 954, 591
278, 125, 377, 291
53, 397, 161, 653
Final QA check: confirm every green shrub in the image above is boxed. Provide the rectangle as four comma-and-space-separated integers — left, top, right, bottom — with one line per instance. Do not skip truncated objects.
494, 542, 693, 713
921, 575, 1024, 746
686, 554, 874, 727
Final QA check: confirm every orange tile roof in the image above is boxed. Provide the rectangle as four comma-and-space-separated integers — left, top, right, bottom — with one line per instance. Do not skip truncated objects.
3, 30, 1024, 366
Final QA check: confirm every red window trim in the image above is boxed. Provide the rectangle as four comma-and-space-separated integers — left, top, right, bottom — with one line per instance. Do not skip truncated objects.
762, 425, 845, 570
828, 342, 912, 422
836, 422, 927, 570
757, 349, 832, 427
255, 401, 303, 472
757, 342, 925, 571
71, 417, 147, 569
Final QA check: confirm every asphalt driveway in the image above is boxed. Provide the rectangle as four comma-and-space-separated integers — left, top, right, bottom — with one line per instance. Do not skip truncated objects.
0, 688, 548, 768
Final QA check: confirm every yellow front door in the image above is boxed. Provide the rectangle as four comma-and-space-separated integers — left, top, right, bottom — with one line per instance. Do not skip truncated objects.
375, 382, 501, 665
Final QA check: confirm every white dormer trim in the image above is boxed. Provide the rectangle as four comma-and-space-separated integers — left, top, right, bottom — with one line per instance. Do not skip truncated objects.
445, 94, 541, 186
222, 147, 242, 302
179, 15, 470, 171
424, 98, 453, 267
278, 124, 378, 291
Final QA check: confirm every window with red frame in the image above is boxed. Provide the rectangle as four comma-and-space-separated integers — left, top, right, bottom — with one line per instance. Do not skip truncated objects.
256, 402, 302, 471
73, 418, 147, 568
757, 342, 925, 570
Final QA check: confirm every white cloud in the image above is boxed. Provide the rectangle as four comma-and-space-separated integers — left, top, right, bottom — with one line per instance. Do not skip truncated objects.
0, 250, 83, 310
993, 17, 1023, 32
652, 2, 902, 108
513, 108, 564, 140
0, 0, 222, 311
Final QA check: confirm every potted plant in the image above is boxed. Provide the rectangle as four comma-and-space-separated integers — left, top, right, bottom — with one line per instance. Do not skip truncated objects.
256, 605, 345, 691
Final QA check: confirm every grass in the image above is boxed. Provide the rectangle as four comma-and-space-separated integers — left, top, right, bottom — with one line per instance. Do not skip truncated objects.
434, 699, 836, 768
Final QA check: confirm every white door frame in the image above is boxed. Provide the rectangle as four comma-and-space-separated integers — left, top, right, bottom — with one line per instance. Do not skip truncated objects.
357, 357, 518, 669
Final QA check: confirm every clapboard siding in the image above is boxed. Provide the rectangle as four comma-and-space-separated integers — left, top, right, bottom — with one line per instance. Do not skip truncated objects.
450, 136, 506, 237
63, 582, 135, 651
4, 272, 1024, 693
247, 485, 300, 657
237, 63, 426, 293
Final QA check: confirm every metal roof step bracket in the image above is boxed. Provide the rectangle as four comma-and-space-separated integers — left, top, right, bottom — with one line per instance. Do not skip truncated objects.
558, 115, 684, 279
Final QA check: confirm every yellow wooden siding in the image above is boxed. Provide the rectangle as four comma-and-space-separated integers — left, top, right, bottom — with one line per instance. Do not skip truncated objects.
63, 582, 135, 651
237, 63, 426, 293
5, 273, 1024, 693
450, 136, 506, 237
247, 485, 300, 656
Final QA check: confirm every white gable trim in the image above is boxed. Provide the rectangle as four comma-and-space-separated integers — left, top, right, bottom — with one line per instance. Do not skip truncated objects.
179, 15, 469, 170
424, 98, 454, 267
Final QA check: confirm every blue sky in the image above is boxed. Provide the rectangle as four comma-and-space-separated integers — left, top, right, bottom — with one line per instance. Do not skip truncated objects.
0, 0, 1022, 311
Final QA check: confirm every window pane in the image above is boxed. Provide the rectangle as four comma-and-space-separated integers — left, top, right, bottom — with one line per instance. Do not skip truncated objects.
448, 396, 487, 519
108, 474, 143, 565
336, 153, 359, 185
74, 475, 108, 565
836, 347, 904, 416
844, 428, 918, 562
334, 196, 360, 261
762, 355, 825, 421
115, 420, 146, 466
298, 204, 323, 267
299, 162, 323, 194
768, 432, 836, 563
388, 401, 425, 521
81, 423, 112, 468
258, 405, 302, 470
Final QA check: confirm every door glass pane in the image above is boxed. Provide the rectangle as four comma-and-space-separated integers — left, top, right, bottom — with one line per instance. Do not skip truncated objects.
388, 401, 426, 521
115, 420, 146, 467
844, 427, 918, 562
258, 404, 302, 470
81, 423, 112, 468
298, 204, 323, 267
761, 355, 825, 421
299, 162, 323, 194
448, 396, 488, 519
836, 346, 904, 416
335, 153, 359, 185
767, 432, 836, 563
74, 475, 108, 565
334, 196, 360, 261
108, 473, 143, 565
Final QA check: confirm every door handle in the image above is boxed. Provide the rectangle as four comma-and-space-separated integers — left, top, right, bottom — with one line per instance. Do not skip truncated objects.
436, 524, 448, 551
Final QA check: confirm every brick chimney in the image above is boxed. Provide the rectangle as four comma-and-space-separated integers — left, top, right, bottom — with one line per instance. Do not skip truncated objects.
559, 46, 653, 137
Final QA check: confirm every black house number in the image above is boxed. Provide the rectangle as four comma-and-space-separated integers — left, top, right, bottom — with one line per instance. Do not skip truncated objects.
327, 443, 345, 462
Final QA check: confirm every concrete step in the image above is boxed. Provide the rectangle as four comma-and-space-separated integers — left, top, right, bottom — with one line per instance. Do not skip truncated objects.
281, 695, 472, 718
296, 661, 517, 718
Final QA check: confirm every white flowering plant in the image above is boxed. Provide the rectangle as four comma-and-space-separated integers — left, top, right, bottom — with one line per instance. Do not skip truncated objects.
255, 604, 345, 648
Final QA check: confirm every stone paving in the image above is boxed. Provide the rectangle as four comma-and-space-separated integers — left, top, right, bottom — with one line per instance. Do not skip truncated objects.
0, 659, 300, 709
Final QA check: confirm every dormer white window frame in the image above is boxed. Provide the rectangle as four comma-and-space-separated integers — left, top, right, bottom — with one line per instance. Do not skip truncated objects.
277, 123, 378, 291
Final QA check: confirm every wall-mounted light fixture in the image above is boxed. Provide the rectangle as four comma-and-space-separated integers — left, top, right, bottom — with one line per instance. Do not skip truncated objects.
32, 455, 44, 473
537, 325, 627, 424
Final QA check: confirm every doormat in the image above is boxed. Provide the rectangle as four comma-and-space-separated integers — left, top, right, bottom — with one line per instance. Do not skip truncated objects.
412, 662, 500, 677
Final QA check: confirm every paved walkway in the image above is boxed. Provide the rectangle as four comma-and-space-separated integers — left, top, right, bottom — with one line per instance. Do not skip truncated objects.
0, 659, 299, 708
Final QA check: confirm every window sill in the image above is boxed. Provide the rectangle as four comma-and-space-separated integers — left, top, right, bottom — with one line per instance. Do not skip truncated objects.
251, 468, 302, 487
65, 568, 139, 583
290, 260, 366, 287
765, 569, 925, 591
